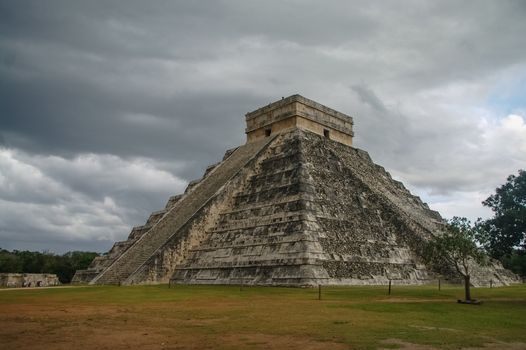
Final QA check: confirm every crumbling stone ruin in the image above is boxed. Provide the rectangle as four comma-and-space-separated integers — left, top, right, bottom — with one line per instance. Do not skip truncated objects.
73, 95, 518, 287
0, 273, 60, 288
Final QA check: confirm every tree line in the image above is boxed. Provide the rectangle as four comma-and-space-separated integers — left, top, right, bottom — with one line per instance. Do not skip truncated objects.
0, 249, 99, 283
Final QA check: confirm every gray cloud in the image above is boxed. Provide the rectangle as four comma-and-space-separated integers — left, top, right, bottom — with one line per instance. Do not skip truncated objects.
1, 0, 525, 252
350, 84, 387, 113
0, 148, 187, 253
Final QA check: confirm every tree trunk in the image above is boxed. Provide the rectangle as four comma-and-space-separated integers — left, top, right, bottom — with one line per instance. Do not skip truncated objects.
464, 275, 471, 301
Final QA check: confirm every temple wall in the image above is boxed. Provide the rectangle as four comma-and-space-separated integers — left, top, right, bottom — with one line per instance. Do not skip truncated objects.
296, 116, 353, 146
0, 273, 60, 288
246, 117, 297, 143
245, 95, 353, 147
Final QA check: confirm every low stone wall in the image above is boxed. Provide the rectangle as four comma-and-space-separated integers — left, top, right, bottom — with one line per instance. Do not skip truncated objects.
0, 273, 61, 288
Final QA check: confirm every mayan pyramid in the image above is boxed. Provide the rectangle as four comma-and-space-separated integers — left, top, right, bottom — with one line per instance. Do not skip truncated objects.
73, 95, 517, 287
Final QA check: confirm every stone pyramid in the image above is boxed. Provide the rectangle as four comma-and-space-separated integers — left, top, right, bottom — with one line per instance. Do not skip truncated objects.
73, 95, 517, 287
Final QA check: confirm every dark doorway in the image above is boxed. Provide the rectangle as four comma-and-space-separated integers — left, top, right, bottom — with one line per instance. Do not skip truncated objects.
265, 129, 272, 137
323, 129, 330, 139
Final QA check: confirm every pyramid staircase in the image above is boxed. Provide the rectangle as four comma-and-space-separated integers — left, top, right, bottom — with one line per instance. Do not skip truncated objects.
89, 137, 273, 285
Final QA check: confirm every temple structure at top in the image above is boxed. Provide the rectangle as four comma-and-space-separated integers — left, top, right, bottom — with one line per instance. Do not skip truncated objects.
245, 94, 354, 146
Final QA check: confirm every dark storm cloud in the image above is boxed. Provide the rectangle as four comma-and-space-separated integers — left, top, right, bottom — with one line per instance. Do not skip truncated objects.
0, 0, 270, 176
1, 0, 526, 252
1, 68, 256, 176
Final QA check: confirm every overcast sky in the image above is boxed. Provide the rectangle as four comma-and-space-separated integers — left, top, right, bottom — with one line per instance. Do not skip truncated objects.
1, 1, 525, 253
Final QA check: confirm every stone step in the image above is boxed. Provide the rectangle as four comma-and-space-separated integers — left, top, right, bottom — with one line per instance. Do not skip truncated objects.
146, 210, 167, 225
165, 194, 183, 209
185, 179, 202, 194
203, 162, 220, 178
128, 225, 152, 240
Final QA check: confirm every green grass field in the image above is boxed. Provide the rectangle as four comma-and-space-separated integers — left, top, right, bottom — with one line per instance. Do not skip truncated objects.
0, 283, 525, 349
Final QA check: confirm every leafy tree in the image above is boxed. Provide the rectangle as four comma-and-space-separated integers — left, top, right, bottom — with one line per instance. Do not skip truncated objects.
0, 248, 22, 273
499, 250, 526, 278
53, 251, 99, 283
424, 217, 487, 302
480, 169, 526, 258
